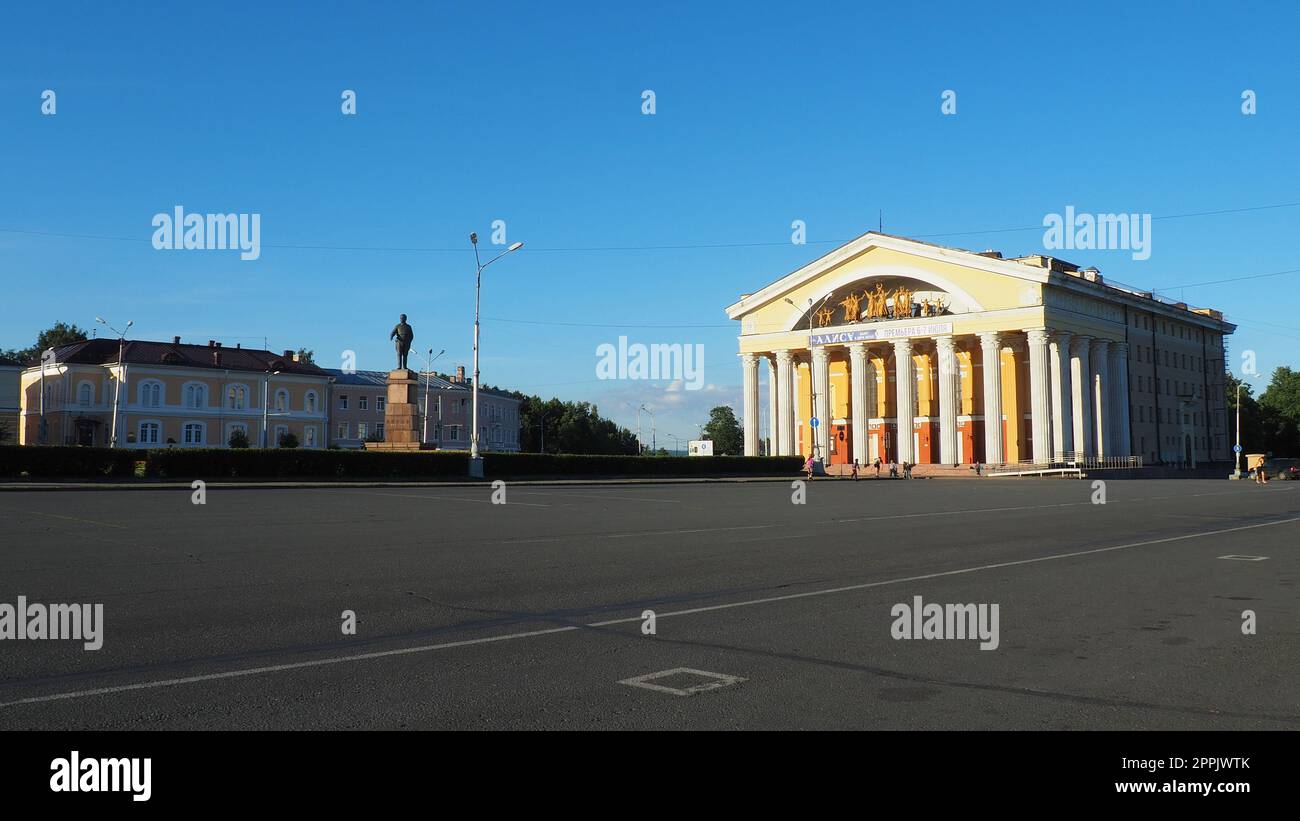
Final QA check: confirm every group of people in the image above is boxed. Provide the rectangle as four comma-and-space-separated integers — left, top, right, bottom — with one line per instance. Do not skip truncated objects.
803, 455, 915, 480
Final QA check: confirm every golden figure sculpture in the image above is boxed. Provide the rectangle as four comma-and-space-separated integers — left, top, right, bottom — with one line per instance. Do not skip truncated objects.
891, 285, 912, 318
839, 291, 862, 323
868, 283, 888, 319
816, 306, 835, 327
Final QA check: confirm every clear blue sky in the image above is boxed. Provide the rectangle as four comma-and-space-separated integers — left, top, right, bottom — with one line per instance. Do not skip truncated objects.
3, 1, 1298, 446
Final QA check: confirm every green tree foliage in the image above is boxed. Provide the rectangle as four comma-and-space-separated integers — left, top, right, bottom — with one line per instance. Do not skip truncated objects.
1, 321, 90, 365
1227, 368, 1300, 455
295, 347, 315, 364
1258, 366, 1300, 455
701, 405, 744, 455
506, 394, 638, 455
228, 428, 250, 449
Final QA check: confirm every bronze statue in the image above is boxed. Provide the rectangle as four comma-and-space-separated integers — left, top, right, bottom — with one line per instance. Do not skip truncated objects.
839, 291, 863, 323
390, 314, 414, 370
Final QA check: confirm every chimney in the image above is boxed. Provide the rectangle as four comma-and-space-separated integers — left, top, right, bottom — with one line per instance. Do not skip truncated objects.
236, 343, 241, 349
213, 350, 222, 366
172, 336, 181, 345
208, 340, 217, 347
215, 341, 222, 348
977, 250, 1003, 259
456, 365, 466, 383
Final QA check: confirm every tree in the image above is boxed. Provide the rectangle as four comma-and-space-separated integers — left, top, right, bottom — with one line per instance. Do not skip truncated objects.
278, 431, 300, 449
1258, 366, 1300, 455
1, 321, 89, 365
1225, 371, 1265, 451
228, 428, 250, 448
295, 348, 315, 364
514, 394, 638, 455
701, 406, 744, 455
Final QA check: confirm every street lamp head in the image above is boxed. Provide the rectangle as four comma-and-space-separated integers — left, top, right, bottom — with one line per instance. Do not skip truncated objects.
125, 320, 133, 329
470, 232, 478, 245
96, 316, 106, 324
507, 241, 523, 252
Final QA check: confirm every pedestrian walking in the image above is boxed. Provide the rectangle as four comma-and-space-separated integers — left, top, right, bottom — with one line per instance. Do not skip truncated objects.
805, 454, 815, 481
851, 459, 859, 481
873, 457, 882, 478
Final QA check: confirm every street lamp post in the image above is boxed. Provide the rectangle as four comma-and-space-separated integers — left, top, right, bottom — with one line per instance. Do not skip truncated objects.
261, 369, 282, 447
421, 347, 445, 445
469, 233, 524, 477
96, 317, 132, 448
1233, 381, 1243, 479
639, 404, 655, 453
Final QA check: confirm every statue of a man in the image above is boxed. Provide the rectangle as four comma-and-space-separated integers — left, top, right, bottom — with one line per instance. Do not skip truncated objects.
390, 314, 414, 370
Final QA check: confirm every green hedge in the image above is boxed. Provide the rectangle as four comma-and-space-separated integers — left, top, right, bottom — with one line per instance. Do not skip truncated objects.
0, 446, 801, 480
0, 446, 140, 477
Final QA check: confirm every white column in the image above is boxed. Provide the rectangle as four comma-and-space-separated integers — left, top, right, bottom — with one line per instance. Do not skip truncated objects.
979, 332, 1002, 465
936, 335, 959, 465
893, 339, 915, 464
1111, 342, 1131, 458
766, 355, 779, 457
849, 342, 868, 466
1026, 328, 1051, 464
774, 350, 794, 456
1049, 331, 1074, 460
741, 352, 759, 456
1090, 339, 1110, 458
811, 346, 831, 462
1070, 335, 1093, 457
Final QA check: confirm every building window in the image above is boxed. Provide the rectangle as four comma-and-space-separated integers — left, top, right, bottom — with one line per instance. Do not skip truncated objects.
338, 422, 349, 439
77, 382, 93, 406
226, 423, 248, 446
377, 396, 385, 413
375, 423, 385, 440
227, 385, 248, 410
139, 421, 161, 445
275, 389, 289, 413
305, 426, 317, 448
305, 391, 318, 414
184, 383, 207, 409
359, 396, 368, 411
182, 422, 205, 446
139, 382, 162, 408
274, 424, 288, 447
339, 395, 349, 410
357, 422, 368, 440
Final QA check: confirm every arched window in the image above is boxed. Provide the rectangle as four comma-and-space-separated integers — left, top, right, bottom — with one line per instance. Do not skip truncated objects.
304, 391, 318, 414
138, 421, 161, 445
184, 383, 207, 409
227, 384, 248, 410
77, 382, 93, 407
138, 381, 162, 408
275, 389, 289, 413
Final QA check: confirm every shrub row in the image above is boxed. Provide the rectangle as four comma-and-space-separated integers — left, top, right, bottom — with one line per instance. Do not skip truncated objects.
0, 446, 801, 480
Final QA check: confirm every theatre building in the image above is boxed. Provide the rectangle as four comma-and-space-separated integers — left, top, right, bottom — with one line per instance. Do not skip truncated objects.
726, 233, 1234, 468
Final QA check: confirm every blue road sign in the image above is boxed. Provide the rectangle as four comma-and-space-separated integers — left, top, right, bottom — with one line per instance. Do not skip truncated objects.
1234, 444, 1243, 453
810, 417, 820, 428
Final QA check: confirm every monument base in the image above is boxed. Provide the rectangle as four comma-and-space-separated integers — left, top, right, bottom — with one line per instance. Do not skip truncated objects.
468, 456, 485, 478
381, 368, 424, 447
363, 442, 439, 451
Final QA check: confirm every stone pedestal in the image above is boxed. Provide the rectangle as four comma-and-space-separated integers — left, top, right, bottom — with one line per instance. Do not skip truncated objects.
363, 369, 436, 451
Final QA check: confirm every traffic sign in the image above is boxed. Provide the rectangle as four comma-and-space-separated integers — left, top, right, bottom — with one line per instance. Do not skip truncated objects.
810, 417, 820, 429
1234, 444, 1243, 453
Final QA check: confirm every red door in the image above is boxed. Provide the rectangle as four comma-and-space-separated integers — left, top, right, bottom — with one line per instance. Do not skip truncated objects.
830, 423, 851, 465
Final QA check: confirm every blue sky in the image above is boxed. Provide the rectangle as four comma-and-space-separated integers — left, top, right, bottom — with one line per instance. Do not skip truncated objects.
3, 1, 1298, 446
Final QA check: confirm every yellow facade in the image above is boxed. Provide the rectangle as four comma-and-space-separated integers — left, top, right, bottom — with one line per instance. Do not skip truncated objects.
730, 233, 1235, 469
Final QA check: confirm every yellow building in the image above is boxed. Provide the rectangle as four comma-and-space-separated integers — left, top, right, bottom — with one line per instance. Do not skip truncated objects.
19, 337, 331, 449
726, 233, 1234, 468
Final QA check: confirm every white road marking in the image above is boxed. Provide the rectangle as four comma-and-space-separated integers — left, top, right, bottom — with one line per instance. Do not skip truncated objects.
3, 513, 1297, 710
344, 490, 550, 508
1218, 554, 1269, 561
618, 668, 746, 696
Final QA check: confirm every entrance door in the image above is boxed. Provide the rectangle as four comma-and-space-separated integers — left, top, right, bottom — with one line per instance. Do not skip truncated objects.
830, 423, 851, 465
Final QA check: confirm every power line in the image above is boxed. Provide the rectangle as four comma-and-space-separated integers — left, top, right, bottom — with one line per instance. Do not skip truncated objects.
4, 198, 1300, 254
